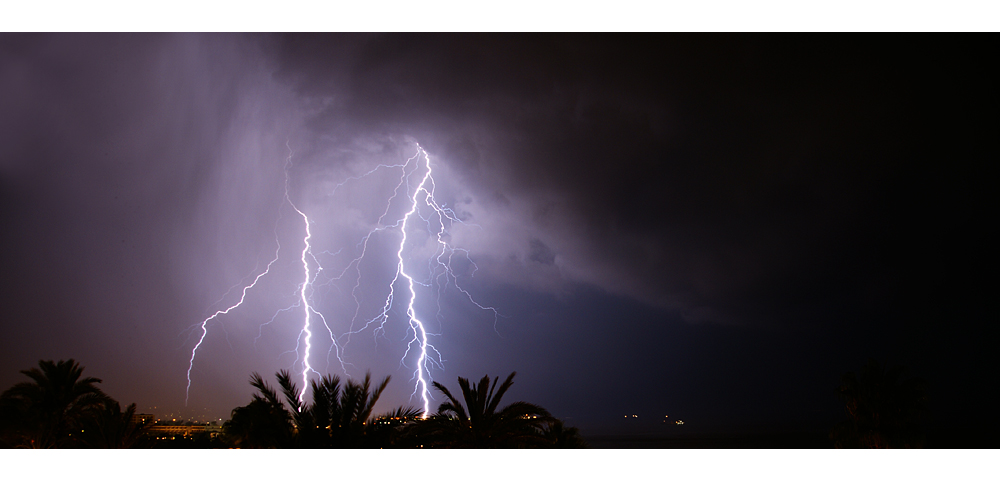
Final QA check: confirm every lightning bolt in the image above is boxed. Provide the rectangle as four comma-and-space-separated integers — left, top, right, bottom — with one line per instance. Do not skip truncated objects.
185, 245, 281, 405
184, 142, 498, 415
340, 145, 498, 415
394, 148, 437, 415
186, 147, 339, 405
283, 147, 353, 404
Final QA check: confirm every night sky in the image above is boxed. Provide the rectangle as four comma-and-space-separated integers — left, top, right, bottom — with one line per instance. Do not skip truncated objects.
0, 33, 993, 439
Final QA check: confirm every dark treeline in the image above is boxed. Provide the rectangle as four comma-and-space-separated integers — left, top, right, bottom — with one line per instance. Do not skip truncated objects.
0, 359, 150, 448
227, 369, 586, 448
0, 359, 587, 448
1, 358, 929, 449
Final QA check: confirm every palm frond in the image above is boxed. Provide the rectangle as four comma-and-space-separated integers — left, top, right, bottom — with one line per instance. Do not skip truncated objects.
275, 370, 303, 413
358, 373, 390, 423
486, 371, 517, 416
432, 380, 468, 421
249, 372, 282, 407
374, 405, 423, 420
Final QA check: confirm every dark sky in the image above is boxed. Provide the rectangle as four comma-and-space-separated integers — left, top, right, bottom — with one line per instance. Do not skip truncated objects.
0, 33, 993, 437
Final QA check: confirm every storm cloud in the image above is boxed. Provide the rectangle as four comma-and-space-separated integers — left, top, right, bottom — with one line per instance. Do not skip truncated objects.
1, 33, 991, 434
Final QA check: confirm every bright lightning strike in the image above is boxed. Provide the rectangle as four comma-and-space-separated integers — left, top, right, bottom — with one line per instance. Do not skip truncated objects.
350, 145, 498, 415
184, 142, 497, 415
290, 181, 318, 403
185, 250, 280, 405
394, 147, 440, 415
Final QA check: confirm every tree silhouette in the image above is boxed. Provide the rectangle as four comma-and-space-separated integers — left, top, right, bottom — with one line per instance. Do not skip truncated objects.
540, 418, 589, 448
222, 373, 294, 448
407, 372, 553, 448
223, 398, 294, 448
0, 359, 108, 448
830, 358, 927, 448
80, 399, 153, 448
225, 370, 408, 448
367, 405, 424, 448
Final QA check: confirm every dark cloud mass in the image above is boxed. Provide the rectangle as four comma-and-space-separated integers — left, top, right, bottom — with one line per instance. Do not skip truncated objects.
272, 34, 927, 326
0, 33, 992, 436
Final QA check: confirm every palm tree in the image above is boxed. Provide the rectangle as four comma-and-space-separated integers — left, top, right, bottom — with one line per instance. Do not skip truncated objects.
333, 371, 391, 446
221, 373, 294, 448
223, 398, 294, 448
409, 372, 553, 448
367, 405, 425, 448
80, 399, 153, 448
540, 419, 589, 448
0, 359, 108, 448
830, 358, 926, 448
230, 370, 403, 448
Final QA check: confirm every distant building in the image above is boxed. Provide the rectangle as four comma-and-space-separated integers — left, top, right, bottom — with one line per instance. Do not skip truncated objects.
132, 414, 221, 439
149, 425, 206, 436
132, 413, 155, 426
